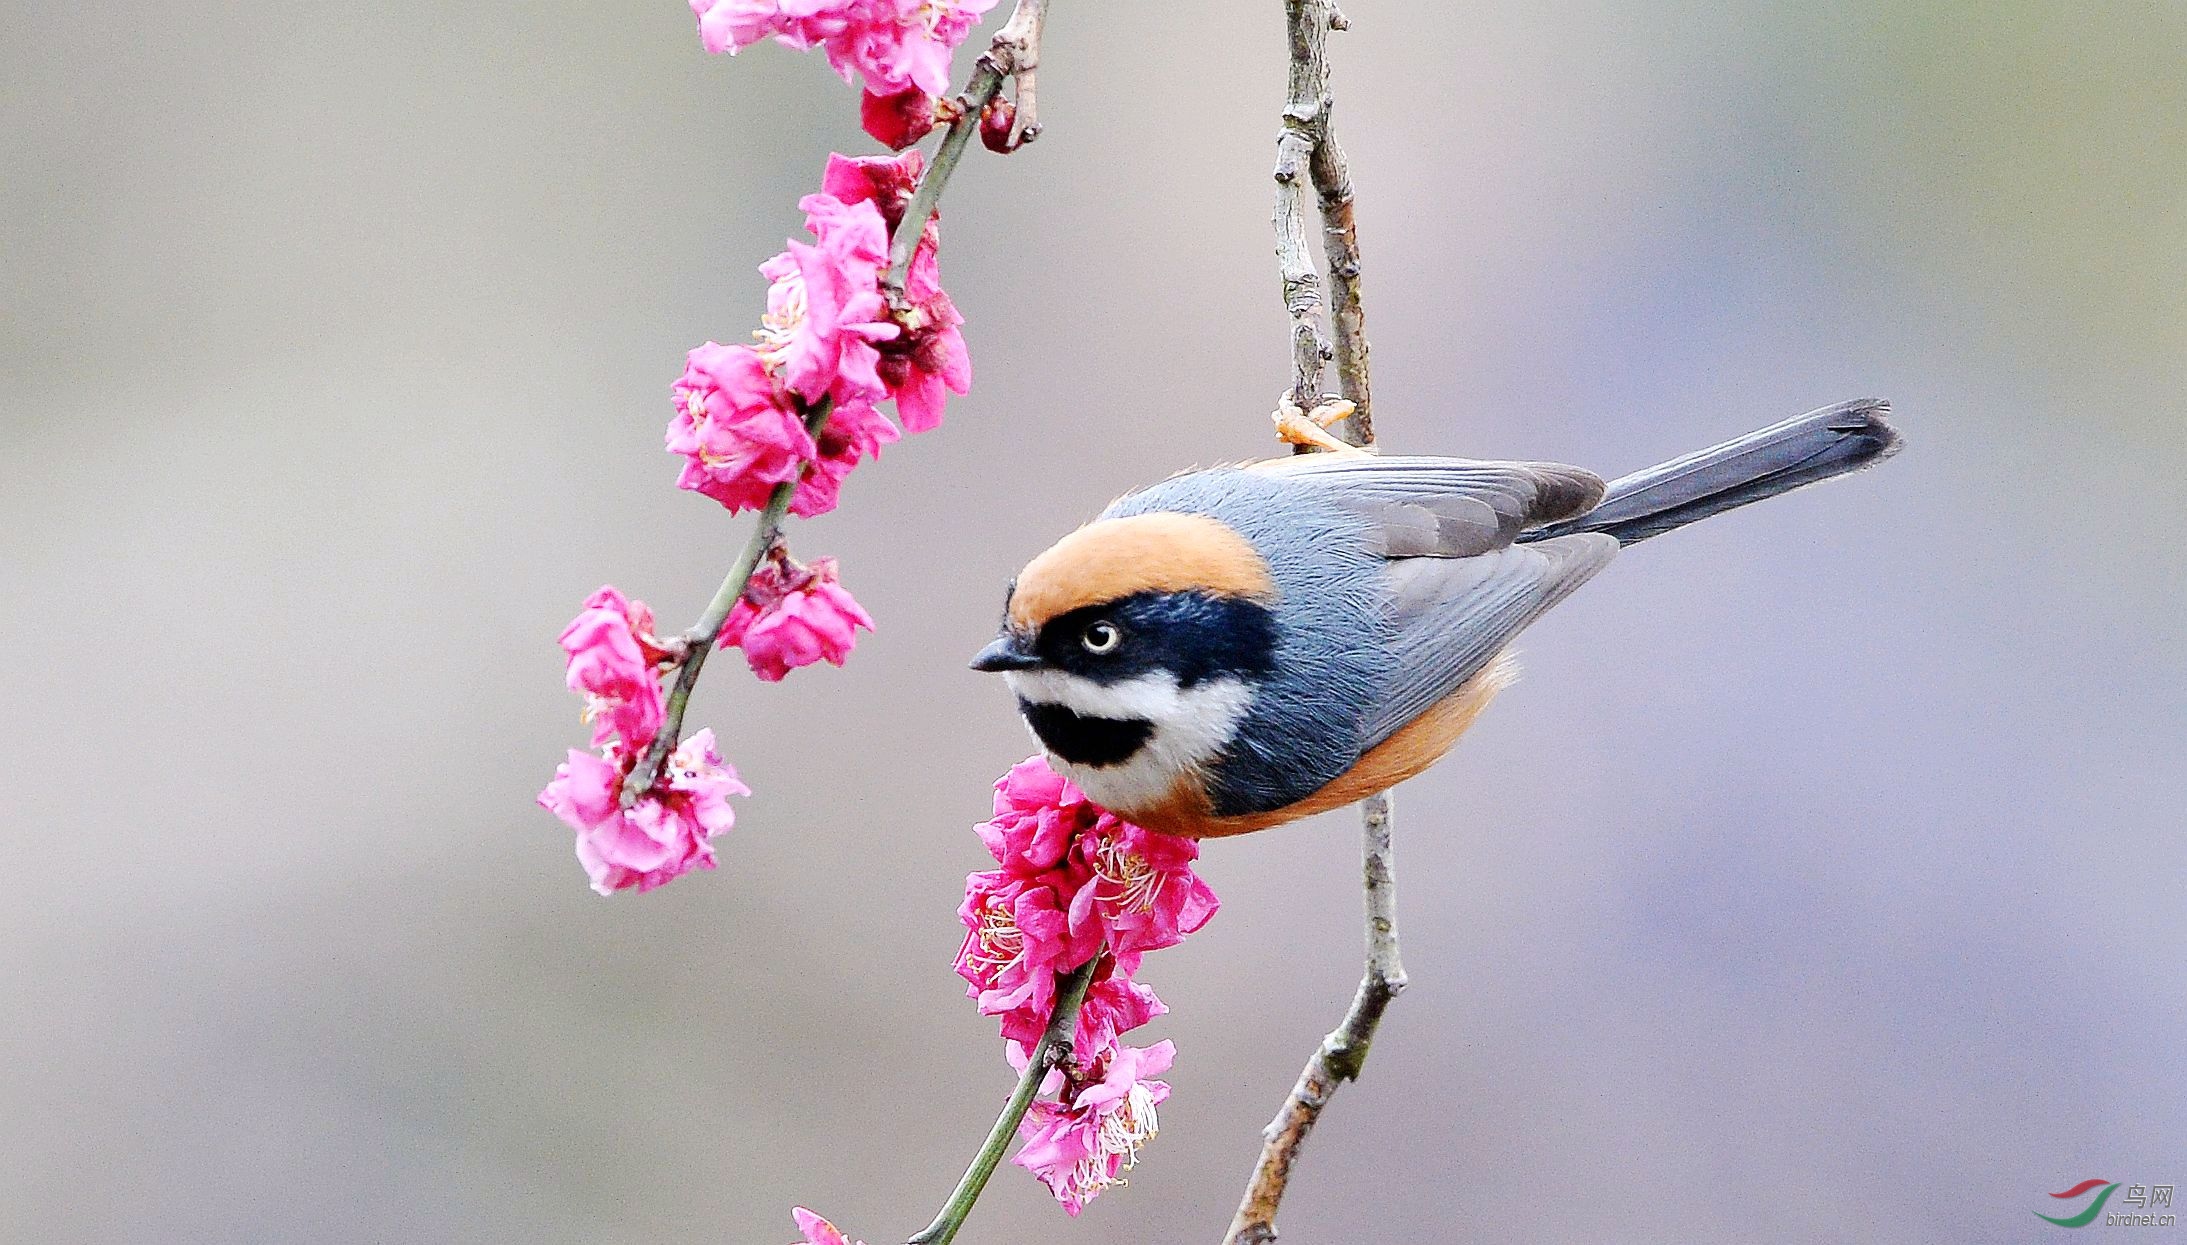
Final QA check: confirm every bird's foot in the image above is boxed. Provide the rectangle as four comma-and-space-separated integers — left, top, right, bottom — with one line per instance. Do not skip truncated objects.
1273, 393, 1372, 455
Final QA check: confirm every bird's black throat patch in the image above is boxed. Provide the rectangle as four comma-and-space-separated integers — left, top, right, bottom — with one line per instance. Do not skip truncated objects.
1018, 700, 1154, 768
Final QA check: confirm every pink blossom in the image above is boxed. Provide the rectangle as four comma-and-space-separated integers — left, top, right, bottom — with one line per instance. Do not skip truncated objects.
758, 195, 896, 405
792, 394, 901, 518
538, 730, 748, 896
860, 86, 936, 149
873, 197, 966, 433
1013, 1041, 1175, 1216
976, 755, 1221, 963
819, 0, 999, 98
691, 0, 997, 103
688, 0, 847, 56
821, 150, 924, 236
876, 280, 969, 433
718, 556, 876, 680
558, 587, 668, 752
669, 342, 817, 513
788, 1207, 864, 1245
976, 754, 1101, 877
956, 869, 1100, 1020
814, 149, 970, 432
954, 755, 1222, 1211
1071, 817, 1221, 968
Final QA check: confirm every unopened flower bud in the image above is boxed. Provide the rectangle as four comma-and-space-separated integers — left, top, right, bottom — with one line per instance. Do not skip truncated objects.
979, 97, 1017, 153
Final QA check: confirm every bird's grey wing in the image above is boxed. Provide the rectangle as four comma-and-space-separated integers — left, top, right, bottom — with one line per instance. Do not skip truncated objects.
1360, 533, 1619, 747
1253, 455, 1606, 557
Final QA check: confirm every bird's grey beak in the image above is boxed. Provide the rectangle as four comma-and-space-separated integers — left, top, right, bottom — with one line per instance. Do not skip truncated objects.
970, 634, 1042, 673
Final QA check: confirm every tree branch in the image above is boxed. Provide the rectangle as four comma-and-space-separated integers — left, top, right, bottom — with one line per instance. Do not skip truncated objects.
622, 400, 834, 805
1304, 13, 1371, 444
908, 954, 1100, 1245
1270, 2, 1331, 411
1226, 3, 1404, 1240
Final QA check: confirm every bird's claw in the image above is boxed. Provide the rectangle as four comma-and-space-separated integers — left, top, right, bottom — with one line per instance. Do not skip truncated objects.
1273, 394, 1371, 455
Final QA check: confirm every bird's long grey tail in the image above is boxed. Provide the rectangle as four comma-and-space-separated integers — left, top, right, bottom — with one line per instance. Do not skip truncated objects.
1521, 399, 1901, 547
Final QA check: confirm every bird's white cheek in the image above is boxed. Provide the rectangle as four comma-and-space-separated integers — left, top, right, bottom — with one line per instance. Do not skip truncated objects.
1004, 670, 1253, 815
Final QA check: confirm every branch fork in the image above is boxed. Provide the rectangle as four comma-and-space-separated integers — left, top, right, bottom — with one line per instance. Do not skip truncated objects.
883, 0, 1050, 303
981, 0, 1046, 151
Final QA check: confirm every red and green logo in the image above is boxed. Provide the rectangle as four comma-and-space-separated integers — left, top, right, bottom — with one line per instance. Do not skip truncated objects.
2038, 1179, 2119, 1228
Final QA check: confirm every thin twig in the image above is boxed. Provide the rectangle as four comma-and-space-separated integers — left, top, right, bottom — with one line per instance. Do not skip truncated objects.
884, 0, 1050, 300
1305, 66, 1370, 440
991, 0, 1046, 148
1270, 0, 1331, 412
1225, 2, 1404, 1240
620, 400, 833, 805
908, 955, 1100, 1245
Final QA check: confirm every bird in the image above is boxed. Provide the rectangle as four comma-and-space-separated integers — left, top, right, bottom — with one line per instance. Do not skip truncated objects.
968, 398, 1902, 839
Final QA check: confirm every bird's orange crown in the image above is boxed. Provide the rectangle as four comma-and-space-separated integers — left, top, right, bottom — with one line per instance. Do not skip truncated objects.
1006, 512, 1278, 631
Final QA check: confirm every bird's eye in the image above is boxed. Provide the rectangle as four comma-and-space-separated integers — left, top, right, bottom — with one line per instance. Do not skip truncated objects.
1080, 620, 1122, 656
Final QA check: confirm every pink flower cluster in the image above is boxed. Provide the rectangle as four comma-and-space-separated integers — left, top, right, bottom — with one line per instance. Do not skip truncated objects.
668, 152, 967, 518
688, 0, 999, 148
955, 756, 1220, 1214
538, 572, 870, 893
541, 730, 747, 896
557, 587, 671, 753
541, 587, 742, 894
720, 553, 875, 681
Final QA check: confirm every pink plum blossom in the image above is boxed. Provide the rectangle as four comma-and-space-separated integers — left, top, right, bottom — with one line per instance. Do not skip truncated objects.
818, 0, 998, 98
815, 149, 970, 432
874, 194, 967, 432
718, 556, 876, 680
1013, 1041, 1175, 1216
860, 85, 936, 149
792, 394, 901, 518
669, 341, 817, 513
876, 277, 969, 433
688, 0, 846, 56
975, 755, 1221, 965
538, 730, 748, 896
1071, 817, 1221, 968
976, 753, 1102, 877
821, 150, 924, 236
558, 587, 668, 751
757, 194, 896, 405
956, 868, 1100, 1020
688, 0, 998, 104
788, 1207, 864, 1245
954, 755, 1220, 1211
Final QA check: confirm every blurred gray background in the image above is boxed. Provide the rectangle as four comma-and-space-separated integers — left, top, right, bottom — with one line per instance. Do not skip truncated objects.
5, 2, 2183, 1242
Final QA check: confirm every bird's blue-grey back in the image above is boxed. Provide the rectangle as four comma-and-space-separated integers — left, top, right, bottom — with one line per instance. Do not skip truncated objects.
1105, 459, 1613, 815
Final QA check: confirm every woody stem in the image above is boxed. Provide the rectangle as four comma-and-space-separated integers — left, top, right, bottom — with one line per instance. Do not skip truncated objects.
907, 955, 1100, 1245
620, 399, 832, 806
